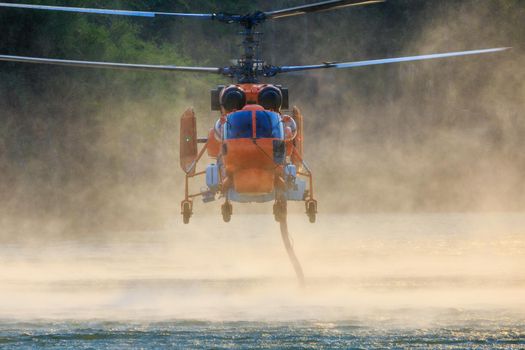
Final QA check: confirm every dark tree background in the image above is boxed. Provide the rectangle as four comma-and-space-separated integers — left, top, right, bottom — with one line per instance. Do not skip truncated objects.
0, 0, 523, 234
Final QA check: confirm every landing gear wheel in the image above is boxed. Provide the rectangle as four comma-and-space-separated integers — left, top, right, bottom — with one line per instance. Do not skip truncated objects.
306, 200, 317, 223
181, 200, 193, 224
221, 202, 232, 223
273, 200, 287, 223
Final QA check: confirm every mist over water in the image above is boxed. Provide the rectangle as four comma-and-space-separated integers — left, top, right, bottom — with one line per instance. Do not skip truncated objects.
1, 214, 524, 348
1, 213, 524, 323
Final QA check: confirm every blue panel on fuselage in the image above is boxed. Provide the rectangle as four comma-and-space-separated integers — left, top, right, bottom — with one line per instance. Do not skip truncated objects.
224, 110, 283, 140
255, 111, 283, 138
225, 111, 252, 139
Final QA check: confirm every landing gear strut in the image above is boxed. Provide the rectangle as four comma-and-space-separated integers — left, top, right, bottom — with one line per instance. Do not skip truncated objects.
221, 201, 232, 223
181, 200, 193, 224
305, 199, 317, 223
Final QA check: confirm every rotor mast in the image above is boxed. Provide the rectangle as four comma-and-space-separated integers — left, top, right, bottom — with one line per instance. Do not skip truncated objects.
214, 12, 267, 83
238, 22, 260, 83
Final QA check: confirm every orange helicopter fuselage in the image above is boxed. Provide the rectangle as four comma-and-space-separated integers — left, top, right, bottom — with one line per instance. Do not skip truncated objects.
209, 104, 284, 195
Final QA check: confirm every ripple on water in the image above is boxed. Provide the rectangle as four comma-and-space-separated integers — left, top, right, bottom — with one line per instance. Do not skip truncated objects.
0, 319, 524, 349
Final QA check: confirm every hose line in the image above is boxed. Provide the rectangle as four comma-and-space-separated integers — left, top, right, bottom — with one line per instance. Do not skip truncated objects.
279, 218, 305, 287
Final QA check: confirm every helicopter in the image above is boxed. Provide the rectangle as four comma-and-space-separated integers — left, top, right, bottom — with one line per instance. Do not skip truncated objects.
0, 0, 510, 225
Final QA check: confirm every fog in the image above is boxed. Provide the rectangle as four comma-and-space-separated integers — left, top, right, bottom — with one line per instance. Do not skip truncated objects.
0, 0, 524, 327
274, 0, 525, 213
1, 1, 524, 234
1, 213, 524, 324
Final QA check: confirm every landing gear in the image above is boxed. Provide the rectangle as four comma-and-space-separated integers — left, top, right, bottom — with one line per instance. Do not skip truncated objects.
273, 198, 287, 223
221, 201, 232, 222
181, 200, 193, 224
305, 199, 317, 223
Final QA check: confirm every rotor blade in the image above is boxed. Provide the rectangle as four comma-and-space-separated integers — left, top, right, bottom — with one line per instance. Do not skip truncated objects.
0, 54, 222, 74
277, 47, 511, 73
264, 0, 384, 20
0, 2, 213, 19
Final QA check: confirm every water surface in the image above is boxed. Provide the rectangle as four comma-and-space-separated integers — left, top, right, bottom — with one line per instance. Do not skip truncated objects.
1, 213, 524, 348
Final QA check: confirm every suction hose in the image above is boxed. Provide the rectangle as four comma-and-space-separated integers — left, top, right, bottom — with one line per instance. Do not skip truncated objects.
279, 218, 305, 287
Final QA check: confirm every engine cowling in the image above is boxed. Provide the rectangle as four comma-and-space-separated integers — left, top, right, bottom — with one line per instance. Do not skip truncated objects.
220, 85, 246, 113
258, 85, 282, 111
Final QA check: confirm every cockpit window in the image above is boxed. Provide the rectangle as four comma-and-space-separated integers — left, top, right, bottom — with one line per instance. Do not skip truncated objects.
225, 111, 252, 139
256, 111, 283, 138
224, 110, 283, 140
